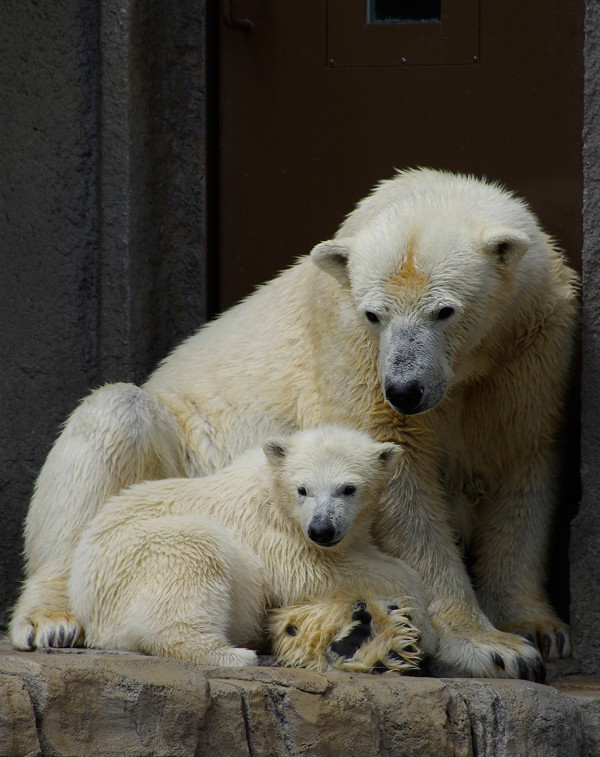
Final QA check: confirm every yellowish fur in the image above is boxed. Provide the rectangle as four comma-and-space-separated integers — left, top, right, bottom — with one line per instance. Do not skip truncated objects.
67, 427, 436, 668
11, 169, 577, 680
269, 595, 423, 673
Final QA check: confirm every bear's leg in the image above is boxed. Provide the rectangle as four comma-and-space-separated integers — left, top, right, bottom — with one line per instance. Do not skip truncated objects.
472, 457, 570, 661
372, 467, 547, 680
10, 383, 185, 651
72, 513, 262, 667
140, 541, 261, 667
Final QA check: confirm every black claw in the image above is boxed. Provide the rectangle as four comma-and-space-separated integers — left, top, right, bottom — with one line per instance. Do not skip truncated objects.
557, 631, 567, 657
285, 624, 297, 637
351, 601, 372, 625
492, 651, 505, 670
523, 632, 535, 647
533, 658, 547, 684
65, 629, 77, 648
46, 630, 56, 648
25, 628, 35, 650
57, 627, 65, 646
543, 633, 553, 661
536, 631, 544, 655
517, 657, 530, 681
371, 661, 389, 675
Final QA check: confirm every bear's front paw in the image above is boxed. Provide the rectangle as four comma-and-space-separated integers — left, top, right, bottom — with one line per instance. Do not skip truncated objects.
269, 595, 423, 674
431, 628, 546, 682
500, 619, 570, 661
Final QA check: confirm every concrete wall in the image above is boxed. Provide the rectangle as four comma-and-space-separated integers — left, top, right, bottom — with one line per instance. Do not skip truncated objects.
570, 0, 600, 672
0, 0, 207, 626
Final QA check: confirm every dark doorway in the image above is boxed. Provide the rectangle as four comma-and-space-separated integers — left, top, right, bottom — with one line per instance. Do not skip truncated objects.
216, 1, 582, 312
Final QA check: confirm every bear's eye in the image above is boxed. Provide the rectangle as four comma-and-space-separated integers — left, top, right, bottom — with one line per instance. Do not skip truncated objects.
436, 306, 455, 321
365, 310, 380, 324
297, 486, 307, 497
342, 484, 356, 496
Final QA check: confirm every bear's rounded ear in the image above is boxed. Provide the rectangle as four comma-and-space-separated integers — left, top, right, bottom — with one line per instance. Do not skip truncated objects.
375, 442, 403, 469
481, 226, 531, 264
310, 240, 350, 286
263, 438, 289, 463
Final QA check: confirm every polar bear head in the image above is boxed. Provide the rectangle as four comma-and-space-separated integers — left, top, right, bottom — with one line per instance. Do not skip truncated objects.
310, 168, 545, 415
263, 426, 401, 548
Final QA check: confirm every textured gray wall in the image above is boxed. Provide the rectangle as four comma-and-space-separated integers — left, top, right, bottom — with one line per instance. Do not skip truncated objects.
0, 0, 207, 626
571, 0, 600, 672
0, 0, 101, 626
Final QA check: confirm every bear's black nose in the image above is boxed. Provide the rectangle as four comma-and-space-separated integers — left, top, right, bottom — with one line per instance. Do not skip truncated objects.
385, 380, 424, 414
308, 519, 338, 546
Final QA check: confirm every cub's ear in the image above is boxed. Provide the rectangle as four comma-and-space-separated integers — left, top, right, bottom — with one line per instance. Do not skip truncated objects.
310, 239, 350, 286
263, 438, 289, 463
481, 226, 531, 263
375, 442, 403, 470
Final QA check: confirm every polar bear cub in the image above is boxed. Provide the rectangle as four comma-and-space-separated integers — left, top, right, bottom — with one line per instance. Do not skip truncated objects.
69, 426, 436, 668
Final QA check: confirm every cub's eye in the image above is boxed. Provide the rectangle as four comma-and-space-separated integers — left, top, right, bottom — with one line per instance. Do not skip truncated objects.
297, 486, 307, 497
342, 485, 356, 496
436, 306, 455, 321
365, 311, 380, 324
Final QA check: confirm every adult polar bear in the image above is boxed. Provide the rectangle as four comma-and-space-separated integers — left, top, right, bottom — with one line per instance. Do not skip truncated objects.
10, 168, 577, 679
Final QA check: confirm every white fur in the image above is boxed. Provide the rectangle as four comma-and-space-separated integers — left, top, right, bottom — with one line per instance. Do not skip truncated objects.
11, 169, 577, 678
68, 427, 436, 665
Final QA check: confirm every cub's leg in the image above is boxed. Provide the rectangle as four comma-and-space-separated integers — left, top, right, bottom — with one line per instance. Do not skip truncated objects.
10, 383, 185, 650
70, 513, 264, 666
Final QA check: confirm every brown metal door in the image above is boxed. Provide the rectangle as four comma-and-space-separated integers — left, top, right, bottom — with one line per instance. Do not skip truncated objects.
217, 0, 583, 312
216, 1, 583, 619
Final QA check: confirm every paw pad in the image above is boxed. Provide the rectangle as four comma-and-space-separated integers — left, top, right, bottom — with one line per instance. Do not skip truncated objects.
328, 603, 373, 660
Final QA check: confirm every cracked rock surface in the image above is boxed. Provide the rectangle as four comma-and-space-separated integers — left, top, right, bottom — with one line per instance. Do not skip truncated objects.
1, 638, 600, 756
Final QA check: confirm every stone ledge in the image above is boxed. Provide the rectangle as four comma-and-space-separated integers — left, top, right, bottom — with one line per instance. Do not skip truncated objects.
1, 637, 599, 757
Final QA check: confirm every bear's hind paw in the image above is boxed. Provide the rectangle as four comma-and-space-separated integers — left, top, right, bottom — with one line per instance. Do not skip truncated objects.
9, 610, 83, 651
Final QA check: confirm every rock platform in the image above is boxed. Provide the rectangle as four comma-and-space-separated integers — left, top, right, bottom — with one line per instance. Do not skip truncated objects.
1, 637, 600, 756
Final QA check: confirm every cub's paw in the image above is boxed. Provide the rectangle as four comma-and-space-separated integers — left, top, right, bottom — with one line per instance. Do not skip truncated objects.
433, 628, 546, 682
326, 600, 423, 674
189, 646, 258, 668
269, 595, 424, 674
501, 619, 570, 661
9, 609, 83, 651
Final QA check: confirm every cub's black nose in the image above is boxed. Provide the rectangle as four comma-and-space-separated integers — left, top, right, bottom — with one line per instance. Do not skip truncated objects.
385, 380, 424, 414
308, 519, 337, 546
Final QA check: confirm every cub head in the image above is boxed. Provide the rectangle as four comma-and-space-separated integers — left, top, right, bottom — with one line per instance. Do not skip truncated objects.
263, 426, 401, 548
310, 169, 541, 415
